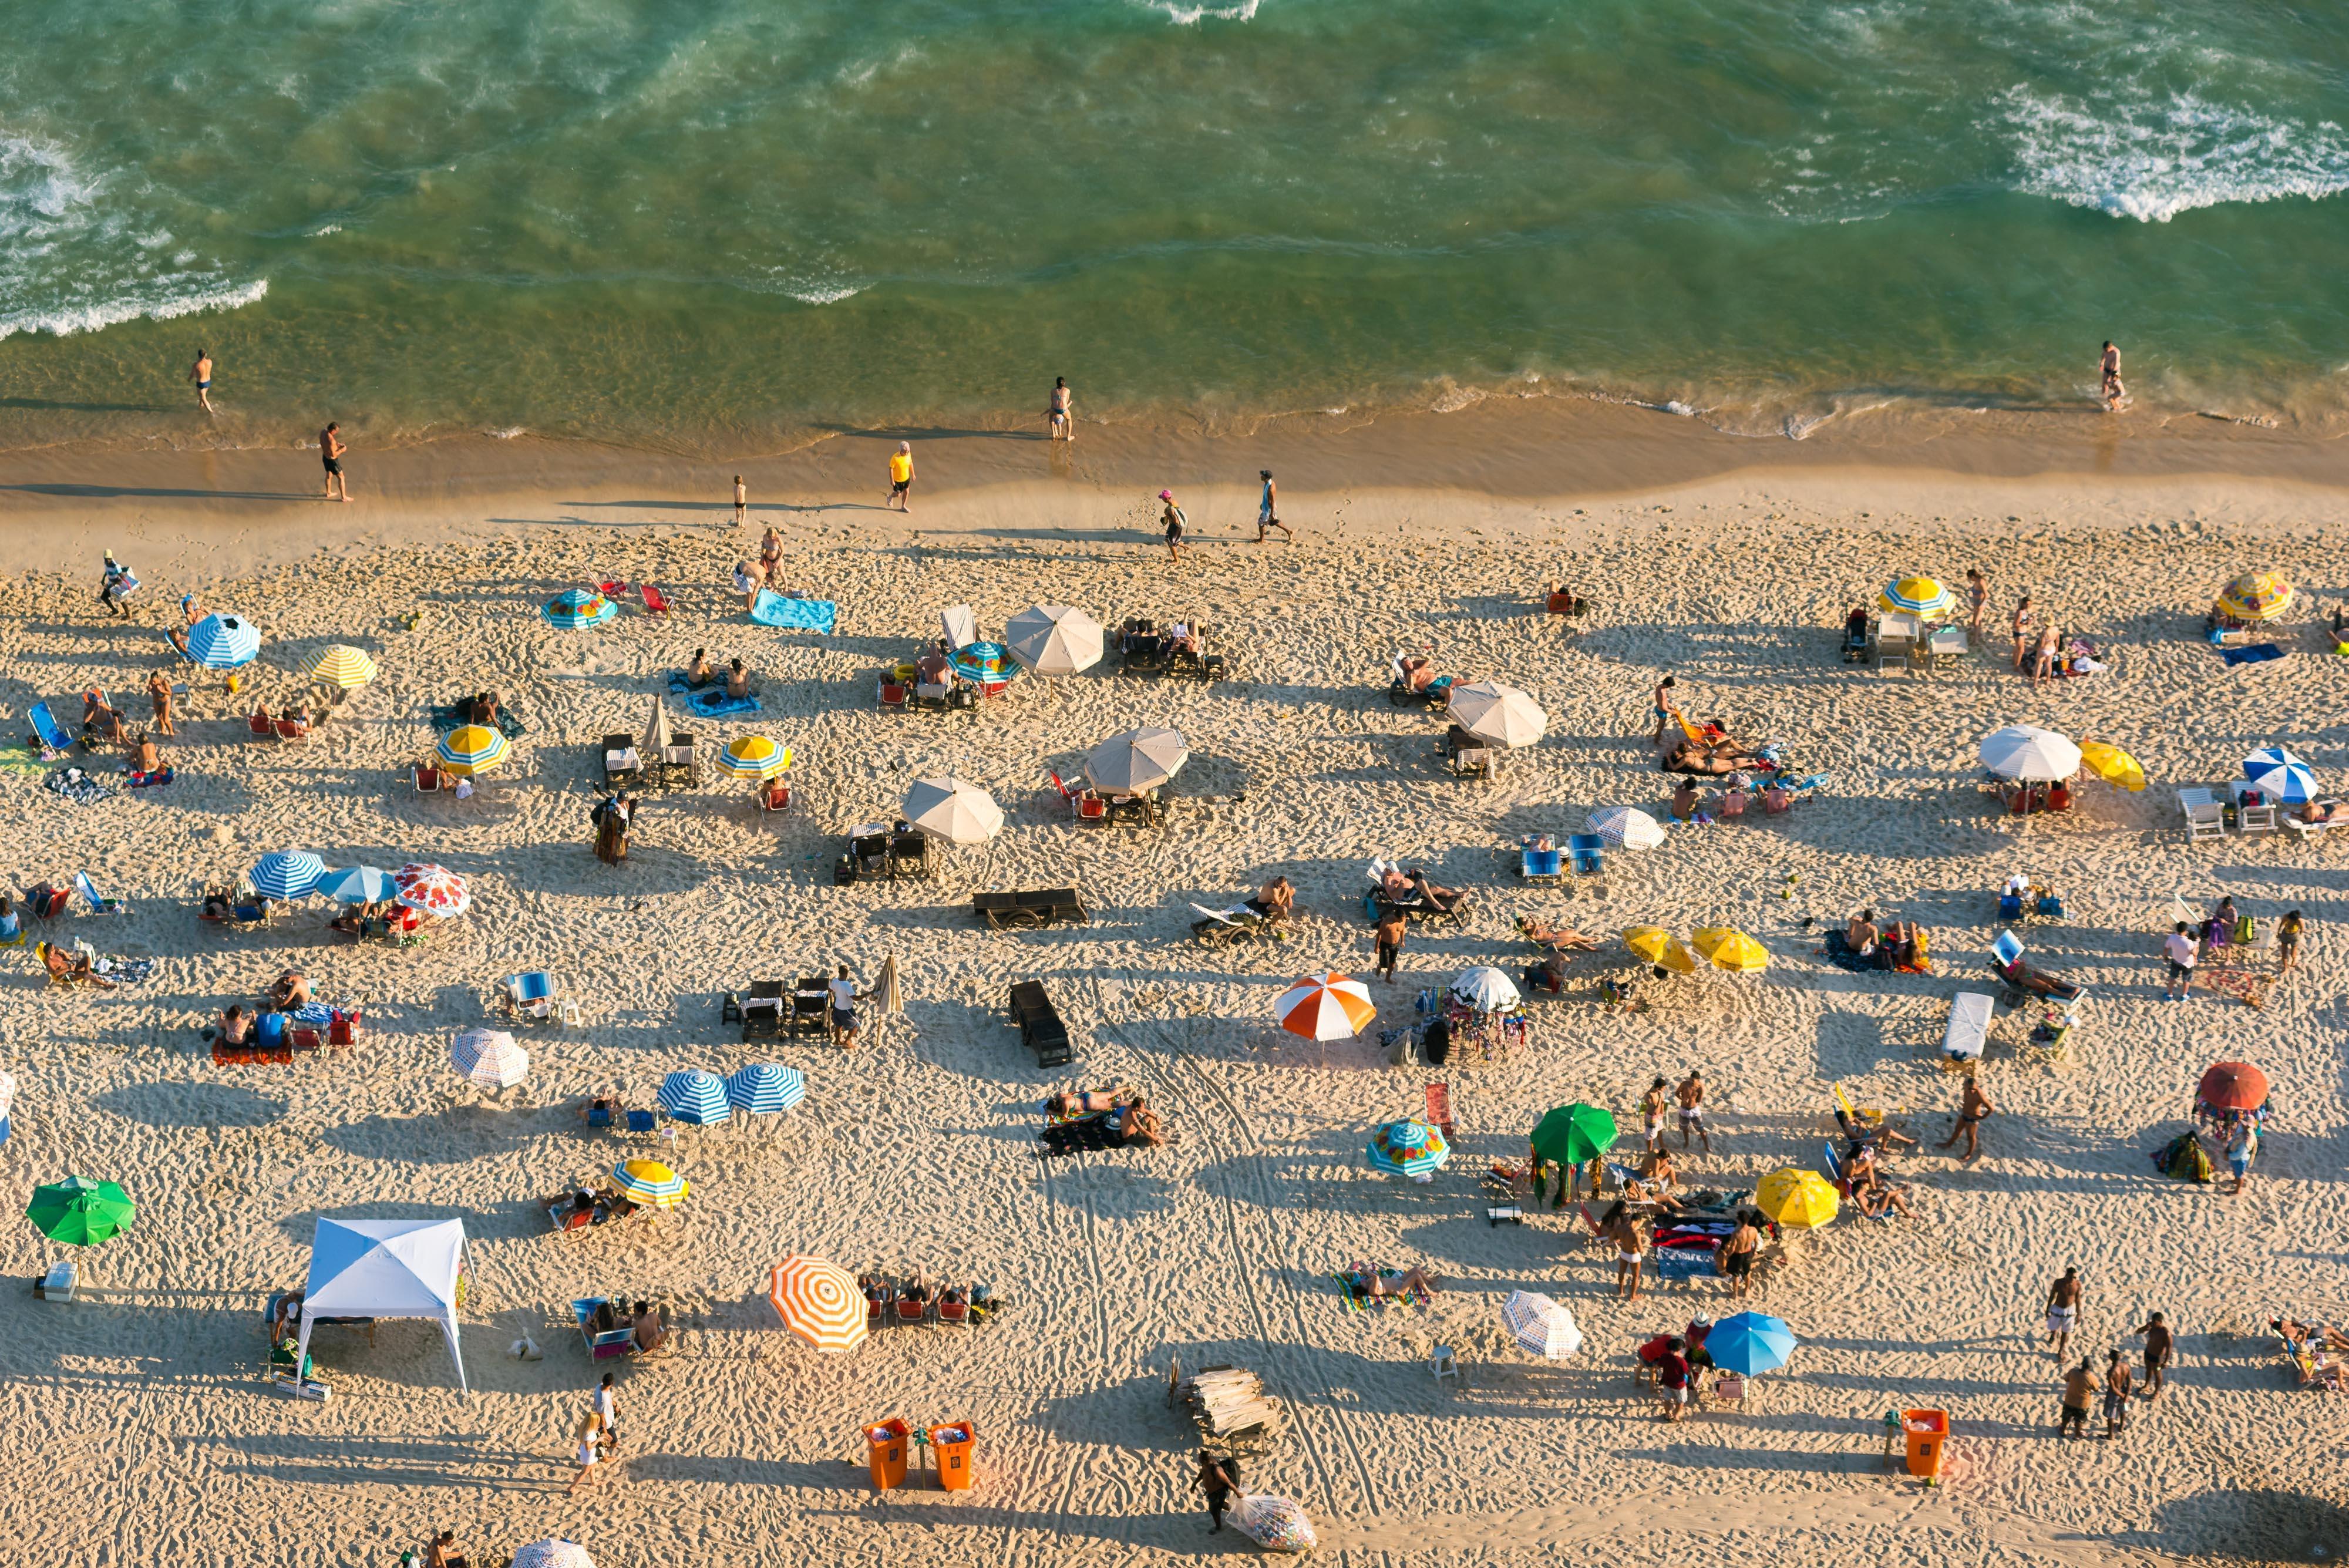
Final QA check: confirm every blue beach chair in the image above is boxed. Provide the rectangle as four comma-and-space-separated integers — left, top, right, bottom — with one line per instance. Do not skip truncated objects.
26, 703, 71, 753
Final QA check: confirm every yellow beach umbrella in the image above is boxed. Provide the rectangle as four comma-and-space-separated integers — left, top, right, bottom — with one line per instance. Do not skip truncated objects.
1621, 926, 1698, 975
1756, 1168, 1839, 1229
304, 644, 378, 689
611, 1159, 688, 1209
716, 735, 791, 781
435, 724, 509, 776
1692, 926, 1769, 974
1879, 576, 1957, 620
2216, 571, 2293, 621
2078, 741, 2146, 792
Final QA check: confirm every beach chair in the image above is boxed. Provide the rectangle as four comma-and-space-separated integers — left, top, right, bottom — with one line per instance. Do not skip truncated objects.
73, 872, 124, 916
1008, 980, 1073, 1065
573, 1298, 640, 1359
2238, 802, 2281, 837
1516, 839, 1563, 883
1441, 724, 1495, 779
27, 702, 72, 753
638, 583, 671, 617
2178, 788, 2223, 844
601, 733, 644, 789
247, 708, 275, 739
887, 829, 930, 880
876, 667, 910, 712
1423, 1082, 1455, 1138
754, 778, 791, 817
1820, 1142, 1850, 1198
972, 888, 1089, 930
941, 604, 980, 652
1567, 834, 1606, 894
659, 732, 700, 789
412, 762, 443, 793
783, 978, 829, 1040
499, 971, 576, 1024
273, 713, 312, 742
1941, 991, 1992, 1064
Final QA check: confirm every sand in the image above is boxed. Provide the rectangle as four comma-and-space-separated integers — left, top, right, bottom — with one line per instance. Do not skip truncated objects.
3, 424, 2348, 1567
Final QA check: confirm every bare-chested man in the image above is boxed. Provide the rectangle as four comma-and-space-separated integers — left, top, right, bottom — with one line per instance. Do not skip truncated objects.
2099, 341, 2125, 412
319, 421, 349, 502
1675, 1069, 1712, 1153
189, 347, 214, 415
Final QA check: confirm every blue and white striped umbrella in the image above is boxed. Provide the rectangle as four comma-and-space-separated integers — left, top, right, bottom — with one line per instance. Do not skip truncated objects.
248, 850, 325, 901
1365, 1118, 1451, 1178
658, 1069, 733, 1126
317, 865, 398, 904
2242, 746, 2320, 804
541, 588, 619, 630
186, 613, 263, 669
724, 1064, 806, 1115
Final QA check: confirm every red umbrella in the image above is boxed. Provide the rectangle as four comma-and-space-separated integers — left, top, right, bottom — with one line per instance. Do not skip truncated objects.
2197, 1061, 2268, 1111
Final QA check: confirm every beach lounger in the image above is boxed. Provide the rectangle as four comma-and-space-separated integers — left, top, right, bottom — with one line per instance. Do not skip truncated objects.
973, 888, 1089, 930
247, 708, 275, 739
1516, 840, 1563, 883
1942, 991, 1993, 1064
1440, 724, 1494, 779
739, 980, 785, 1041
1008, 980, 1073, 1066
1423, 1082, 1455, 1138
788, 977, 830, 1039
659, 732, 701, 789
840, 825, 890, 883
602, 733, 643, 789
1189, 902, 1285, 948
26, 702, 72, 754
2178, 788, 2224, 844
1567, 833, 1606, 892
73, 872, 124, 916
887, 830, 930, 880
2238, 802, 2280, 836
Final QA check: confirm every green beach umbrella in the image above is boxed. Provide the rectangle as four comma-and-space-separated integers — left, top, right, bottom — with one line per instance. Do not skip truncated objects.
27, 1176, 135, 1246
1531, 1103, 1618, 1171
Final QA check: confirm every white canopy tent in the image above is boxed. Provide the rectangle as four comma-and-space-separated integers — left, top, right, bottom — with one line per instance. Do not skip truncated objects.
295, 1216, 470, 1394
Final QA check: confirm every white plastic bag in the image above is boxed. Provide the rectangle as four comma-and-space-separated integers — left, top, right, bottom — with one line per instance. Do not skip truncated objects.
1231, 1494, 1317, 1552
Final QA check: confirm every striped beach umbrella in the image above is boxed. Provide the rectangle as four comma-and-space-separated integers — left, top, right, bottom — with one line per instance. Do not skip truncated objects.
450, 1027, 528, 1088
725, 1064, 806, 1115
1272, 971, 1376, 1041
611, 1159, 688, 1209
658, 1069, 733, 1126
946, 641, 1019, 687
511, 1543, 595, 1568
1757, 1167, 1839, 1229
1879, 576, 1957, 619
303, 644, 378, 689
435, 724, 509, 776
185, 613, 263, 669
317, 865, 398, 904
542, 588, 619, 630
248, 850, 326, 901
768, 1254, 867, 1354
393, 863, 471, 918
1585, 805, 1665, 850
1707, 1311, 1799, 1376
1500, 1290, 1583, 1360
716, 735, 791, 781
2217, 571, 2294, 621
1692, 926, 1769, 974
1366, 1118, 1449, 1178
2242, 746, 2320, 804
1447, 681, 1548, 748
26, 1176, 135, 1247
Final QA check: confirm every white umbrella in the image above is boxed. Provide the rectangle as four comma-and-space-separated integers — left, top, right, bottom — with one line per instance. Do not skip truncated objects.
1585, 805, 1666, 850
1004, 605, 1105, 677
640, 691, 672, 755
1448, 965, 1521, 1012
1085, 726, 1189, 793
511, 1543, 595, 1568
1500, 1290, 1582, 1359
450, 1028, 528, 1088
1446, 681, 1547, 748
903, 777, 1004, 845
1980, 725, 2081, 782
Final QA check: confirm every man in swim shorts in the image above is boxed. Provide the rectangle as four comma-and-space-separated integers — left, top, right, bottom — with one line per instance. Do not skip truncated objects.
887, 441, 914, 511
319, 421, 349, 502
1048, 376, 1073, 442
189, 347, 214, 415
1651, 675, 1677, 746
2044, 1266, 2083, 1361
1675, 1069, 1711, 1153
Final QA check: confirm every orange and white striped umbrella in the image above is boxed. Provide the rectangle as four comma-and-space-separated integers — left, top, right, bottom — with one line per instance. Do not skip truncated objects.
768, 1255, 866, 1354
1272, 971, 1377, 1041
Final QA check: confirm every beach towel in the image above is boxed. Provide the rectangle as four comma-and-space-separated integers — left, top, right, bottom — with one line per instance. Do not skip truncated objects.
89, 954, 153, 984
682, 688, 762, 719
426, 701, 527, 740
749, 591, 837, 634
1038, 1115, 1128, 1157
124, 767, 176, 789
43, 767, 114, 807
1820, 931, 1879, 973
2222, 643, 2284, 667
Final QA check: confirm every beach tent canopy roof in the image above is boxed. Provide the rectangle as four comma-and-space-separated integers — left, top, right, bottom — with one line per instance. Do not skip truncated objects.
297, 1216, 470, 1392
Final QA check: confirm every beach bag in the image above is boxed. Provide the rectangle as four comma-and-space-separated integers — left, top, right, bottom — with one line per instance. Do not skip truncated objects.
2155, 1132, 2212, 1184
1230, 1494, 1315, 1553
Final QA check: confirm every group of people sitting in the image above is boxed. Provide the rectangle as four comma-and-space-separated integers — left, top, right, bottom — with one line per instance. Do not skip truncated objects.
1822, 908, 1930, 973
1668, 774, 1793, 823
1836, 1108, 1922, 1219
733, 524, 791, 605
681, 649, 756, 699
205, 969, 317, 1047
581, 1296, 671, 1352
1122, 620, 1201, 663
546, 1185, 653, 1230
1038, 1088, 1165, 1153
858, 1272, 992, 1324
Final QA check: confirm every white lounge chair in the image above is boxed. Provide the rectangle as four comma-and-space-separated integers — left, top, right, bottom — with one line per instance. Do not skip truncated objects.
1942, 991, 1993, 1063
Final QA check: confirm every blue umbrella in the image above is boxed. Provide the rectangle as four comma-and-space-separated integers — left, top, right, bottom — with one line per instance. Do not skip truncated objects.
658, 1069, 732, 1126
724, 1064, 806, 1115
1706, 1311, 1798, 1375
316, 866, 398, 904
186, 613, 263, 669
248, 850, 325, 901
947, 641, 1021, 687
2242, 746, 2320, 805
1364, 1118, 1450, 1178
542, 588, 618, 630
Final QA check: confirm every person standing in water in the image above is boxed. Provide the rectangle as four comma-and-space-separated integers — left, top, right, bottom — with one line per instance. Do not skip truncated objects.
189, 348, 214, 415
2100, 341, 2125, 412
1255, 469, 1292, 542
1048, 376, 1073, 442
319, 421, 349, 502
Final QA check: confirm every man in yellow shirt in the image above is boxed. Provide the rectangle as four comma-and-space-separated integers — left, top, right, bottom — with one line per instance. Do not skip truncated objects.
886, 441, 914, 512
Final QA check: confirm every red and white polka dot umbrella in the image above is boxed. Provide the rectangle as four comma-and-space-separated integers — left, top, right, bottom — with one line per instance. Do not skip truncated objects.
393, 862, 471, 919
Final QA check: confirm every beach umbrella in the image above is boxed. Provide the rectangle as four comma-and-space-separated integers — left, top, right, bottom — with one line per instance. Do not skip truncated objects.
1448, 965, 1521, 1012
1365, 1118, 1450, 1178
0, 1071, 16, 1141
542, 588, 618, 630
768, 1254, 867, 1353
1530, 1103, 1617, 1167
2242, 746, 2320, 805
2197, 1061, 2269, 1112
1500, 1290, 1583, 1360
2217, 571, 2293, 621
317, 865, 398, 904
511, 1543, 595, 1568
1586, 806, 1665, 850
303, 644, 378, 689
26, 1176, 134, 1247
1707, 1311, 1798, 1376
1879, 576, 1957, 619
435, 724, 509, 776
2079, 741, 2146, 792
450, 1028, 528, 1088
185, 613, 262, 669
1272, 971, 1377, 1041
1085, 726, 1189, 793
249, 850, 326, 901
640, 691, 672, 754
393, 863, 471, 918
947, 641, 1019, 687
1447, 681, 1548, 748
1979, 725, 2081, 782
1622, 926, 1698, 975
1692, 926, 1769, 974
611, 1159, 688, 1209
877, 955, 904, 1017
903, 776, 1004, 845
1756, 1168, 1839, 1229
658, 1069, 733, 1126
724, 1064, 806, 1115
1005, 605, 1105, 676
715, 735, 791, 781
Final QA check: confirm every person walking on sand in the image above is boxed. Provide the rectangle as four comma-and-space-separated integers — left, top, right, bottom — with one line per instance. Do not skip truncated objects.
1159, 489, 1186, 561
2059, 1358, 2094, 1438
189, 347, 214, 415
566, 1411, 611, 1495
2044, 1267, 2083, 1360
1640, 1075, 1671, 1155
1190, 1451, 1237, 1533
1048, 376, 1073, 442
886, 441, 914, 511
1719, 1211, 1759, 1299
1675, 1069, 1712, 1153
2102, 1348, 2133, 1438
2100, 341, 2125, 412
1966, 567, 1987, 643
1255, 469, 1292, 542
1650, 675, 1677, 746
319, 421, 349, 502
2136, 1311, 2173, 1401
1937, 1074, 1993, 1162
96, 551, 134, 618
2010, 595, 2034, 671
2163, 921, 2197, 1001
592, 1371, 619, 1445
733, 474, 747, 524
1374, 903, 1406, 982
2276, 909, 2305, 977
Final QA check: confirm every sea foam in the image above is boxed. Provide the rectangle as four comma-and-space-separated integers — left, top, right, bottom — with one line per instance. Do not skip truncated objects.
2003, 86, 2349, 223
0, 277, 269, 342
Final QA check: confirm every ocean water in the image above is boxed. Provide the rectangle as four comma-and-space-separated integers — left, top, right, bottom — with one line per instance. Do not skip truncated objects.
2, 0, 2346, 454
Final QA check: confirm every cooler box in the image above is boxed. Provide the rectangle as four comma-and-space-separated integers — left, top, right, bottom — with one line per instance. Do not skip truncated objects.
864, 1418, 909, 1490
1903, 1408, 1946, 1482
928, 1422, 975, 1490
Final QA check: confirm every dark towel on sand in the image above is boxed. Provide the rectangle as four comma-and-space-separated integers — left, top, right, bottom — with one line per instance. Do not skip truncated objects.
2222, 643, 2284, 667
1039, 1116, 1129, 1157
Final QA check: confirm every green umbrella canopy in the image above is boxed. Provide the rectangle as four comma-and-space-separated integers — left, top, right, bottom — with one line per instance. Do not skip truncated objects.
27, 1176, 135, 1247
1531, 1103, 1618, 1167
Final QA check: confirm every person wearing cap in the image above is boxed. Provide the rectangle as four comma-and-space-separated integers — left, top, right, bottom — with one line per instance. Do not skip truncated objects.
1159, 489, 1186, 561
886, 441, 914, 512
1255, 469, 1291, 542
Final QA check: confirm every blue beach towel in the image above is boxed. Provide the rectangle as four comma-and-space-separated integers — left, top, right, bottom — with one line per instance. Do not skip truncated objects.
2222, 643, 2284, 667
684, 689, 762, 719
749, 591, 837, 634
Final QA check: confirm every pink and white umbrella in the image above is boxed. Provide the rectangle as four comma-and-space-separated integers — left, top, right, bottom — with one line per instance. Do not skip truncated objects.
1272, 972, 1377, 1041
393, 862, 471, 918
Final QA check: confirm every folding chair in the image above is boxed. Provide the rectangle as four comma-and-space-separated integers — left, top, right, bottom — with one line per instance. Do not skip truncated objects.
500, 971, 558, 1022
639, 583, 671, 617
26, 702, 73, 753
73, 873, 124, 915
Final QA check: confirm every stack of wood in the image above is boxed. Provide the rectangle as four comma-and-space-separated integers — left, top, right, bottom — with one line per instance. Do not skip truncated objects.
1181, 1362, 1279, 1447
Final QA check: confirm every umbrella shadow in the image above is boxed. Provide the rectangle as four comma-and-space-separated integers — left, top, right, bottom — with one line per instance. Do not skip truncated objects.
312, 1103, 549, 1172
95, 1081, 287, 1129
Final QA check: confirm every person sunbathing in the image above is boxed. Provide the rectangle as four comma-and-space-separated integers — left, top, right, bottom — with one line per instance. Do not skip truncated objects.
685, 648, 714, 689
1118, 1101, 1166, 1147
1347, 1261, 1443, 1299
270, 970, 311, 1011
544, 1190, 603, 1227
1665, 740, 1756, 776
1634, 1149, 1686, 1212
83, 696, 126, 744
1246, 877, 1295, 922
1518, 917, 1598, 951
1167, 622, 1199, 656
2297, 800, 2349, 826
135, 735, 164, 773
631, 1300, 668, 1352
2274, 1318, 2349, 1352
1670, 780, 1701, 822
43, 945, 115, 987
914, 647, 953, 689
578, 1092, 622, 1125
1854, 1169, 1916, 1219
1048, 1088, 1124, 1118
465, 691, 500, 728
217, 1005, 253, 1045
1836, 1107, 1918, 1152
725, 659, 751, 699
1407, 870, 1463, 913
1375, 864, 1415, 903
1398, 655, 1439, 694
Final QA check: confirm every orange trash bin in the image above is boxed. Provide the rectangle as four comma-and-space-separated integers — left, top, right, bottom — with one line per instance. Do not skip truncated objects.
864, 1418, 910, 1490
927, 1422, 975, 1490
1902, 1408, 1946, 1483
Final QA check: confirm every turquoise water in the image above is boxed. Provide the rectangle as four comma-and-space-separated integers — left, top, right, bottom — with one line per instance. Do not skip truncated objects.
2, 0, 2347, 453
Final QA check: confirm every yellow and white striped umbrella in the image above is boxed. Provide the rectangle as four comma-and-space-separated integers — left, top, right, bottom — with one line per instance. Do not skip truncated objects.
768, 1254, 867, 1354
611, 1159, 688, 1209
1692, 926, 1769, 974
716, 735, 791, 780
304, 644, 378, 689
435, 724, 509, 776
